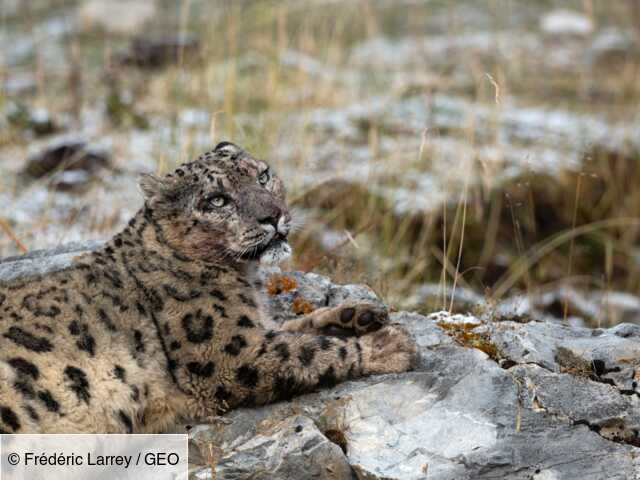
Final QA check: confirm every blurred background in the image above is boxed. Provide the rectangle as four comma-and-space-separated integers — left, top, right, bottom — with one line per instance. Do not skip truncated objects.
1, 0, 639, 327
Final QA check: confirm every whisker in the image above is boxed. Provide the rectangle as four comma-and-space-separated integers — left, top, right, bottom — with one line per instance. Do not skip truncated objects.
288, 207, 307, 232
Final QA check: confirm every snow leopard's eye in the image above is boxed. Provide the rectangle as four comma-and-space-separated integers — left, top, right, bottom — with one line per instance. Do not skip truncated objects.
258, 169, 270, 186
210, 195, 227, 208
200, 194, 228, 211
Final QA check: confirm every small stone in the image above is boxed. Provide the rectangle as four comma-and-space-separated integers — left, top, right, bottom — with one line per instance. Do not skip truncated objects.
77, 0, 157, 36
23, 140, 110, 180
120, 34, 200, 68
540, 9, 593, 36
588, 28, 637, 67
3, 73, 37, 95
6, 103, 59, 137
50, 170, 93, 192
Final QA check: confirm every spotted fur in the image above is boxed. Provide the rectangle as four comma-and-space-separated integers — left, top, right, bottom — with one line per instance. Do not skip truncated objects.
0, 142, 417, 433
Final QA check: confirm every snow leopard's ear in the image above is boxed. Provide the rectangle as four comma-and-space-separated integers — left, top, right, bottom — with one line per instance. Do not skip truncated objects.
138, 172, 184, 206
138, 173, 166, 202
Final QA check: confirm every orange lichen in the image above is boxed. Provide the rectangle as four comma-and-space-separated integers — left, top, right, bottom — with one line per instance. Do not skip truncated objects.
437, 321, 501, 361
437, 322, 479, 333
266, 275, 298, 296
292, 297, 314, 315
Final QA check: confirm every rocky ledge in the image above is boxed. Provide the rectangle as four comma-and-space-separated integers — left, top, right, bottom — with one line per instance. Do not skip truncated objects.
2, 243, 640, 480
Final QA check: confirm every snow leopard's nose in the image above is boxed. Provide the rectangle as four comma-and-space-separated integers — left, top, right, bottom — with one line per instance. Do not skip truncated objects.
258, 206, 282, 230
277, 215, 290, 237
259, 210, 290, 239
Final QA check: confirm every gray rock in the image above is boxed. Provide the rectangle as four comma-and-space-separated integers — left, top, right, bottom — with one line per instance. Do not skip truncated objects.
260, 269, 384, 324
50, 169, 93, 192
0, 240, 102, 283
77, 0, 157, 36
588, 28, 637, 67
120, 34, 200, 69
191, 416, 353, 480
497, 287, 640, 328
540, 9, 593, 36
3, 72, 37, 95
23, 139, 111, 181
486, 318, 640, 375
3, 242, 640, 479
512, 363, 636, 422
6, 102, 59, 136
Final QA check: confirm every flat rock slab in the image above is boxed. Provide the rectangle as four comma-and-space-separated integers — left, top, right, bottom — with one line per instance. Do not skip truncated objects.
0, 240, 103, 282
213, 415, 352, 480
2, 242, 640, 479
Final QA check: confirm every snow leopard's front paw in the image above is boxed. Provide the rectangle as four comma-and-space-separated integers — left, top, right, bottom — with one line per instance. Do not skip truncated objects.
360, 324, 418, 375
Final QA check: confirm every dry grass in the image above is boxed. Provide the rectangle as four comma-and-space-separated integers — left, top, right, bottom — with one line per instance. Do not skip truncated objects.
1, 0, 640, 325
